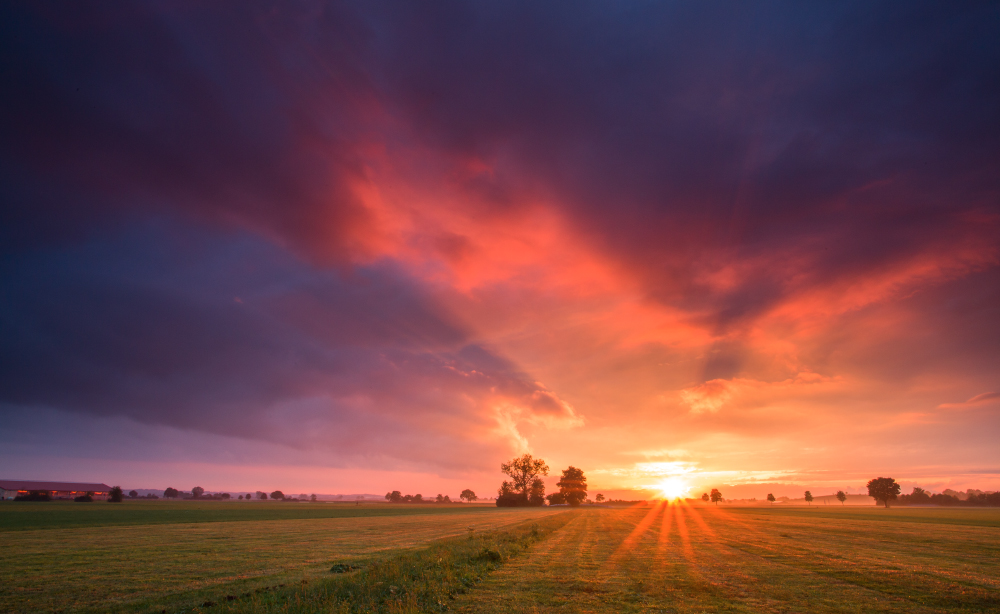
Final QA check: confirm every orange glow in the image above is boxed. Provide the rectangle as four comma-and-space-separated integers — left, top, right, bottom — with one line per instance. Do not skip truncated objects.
656, 477, 690, 500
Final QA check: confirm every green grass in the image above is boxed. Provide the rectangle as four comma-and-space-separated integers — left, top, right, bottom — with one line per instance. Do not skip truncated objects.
0, 502, 562, 613
452, 504, 1000, 613
3, 502, 999, 613
0, 500, 506, 531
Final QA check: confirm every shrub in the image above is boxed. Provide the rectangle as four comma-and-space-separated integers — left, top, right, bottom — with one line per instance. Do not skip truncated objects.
74, 495, 93, 502
14, 491, 52, 501
108, 486, 124, 503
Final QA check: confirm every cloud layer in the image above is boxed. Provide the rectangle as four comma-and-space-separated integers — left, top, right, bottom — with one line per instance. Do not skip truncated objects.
2, 1, 998, 493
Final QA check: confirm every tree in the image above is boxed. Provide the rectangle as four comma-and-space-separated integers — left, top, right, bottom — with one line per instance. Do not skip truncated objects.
386, 490, 403, 503
804, 491, 813, 505
220, 493, 230, 500
311, 494, 317, 502
546, 492, 566, 505
501, 454, 549, 495
164, 487, 179, 499
108, 486, 124, 503
836, 490, 847, 505
259, 492, 268, 500
866, 477, 901, 508
460, 489, 477, 503
710, 489, 722, 505
556, 466, 588, 506
412, 494, 423, 503
436, 494, 445, 503
270, 490, 284, 500
128, 490, 138, 499
595, 493, 605, 502
767, 493, 775, 505
701, 493, 709, 502
497, 454, 549, 507
192, 486, 205, 499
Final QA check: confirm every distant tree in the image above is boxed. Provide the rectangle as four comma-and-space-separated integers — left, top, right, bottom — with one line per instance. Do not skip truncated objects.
460, 489, 477, 503
546, 492, 566, 505
767, 493, 775, 505
866, 477, 901, 508
710, 489, 722, 505
836, 490, 847, 505
412, 494, 423, 503
108, 486, 124, 503
220, 493, 230, 500
270, 490, 284, 500
403, 494, 413, 503
311, 494, 317, 502
192, 486, 205, 499
496, 454, 549, 507
444, 495, 451, 503
386, 491, 403, 503
164, 487, 179, 499
238, 495, 244, 500
436, 494, 445, 503
259, 492, 268, 500
128, 490, 138, 499
556, 466, 588, 506
701, 492, 709, 502
804, 491, 813, 505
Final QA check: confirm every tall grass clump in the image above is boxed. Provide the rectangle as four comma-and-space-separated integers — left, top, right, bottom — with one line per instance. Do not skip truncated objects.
208, 513, 572, 613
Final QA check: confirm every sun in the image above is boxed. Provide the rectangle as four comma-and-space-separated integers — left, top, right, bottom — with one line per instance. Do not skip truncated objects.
657, 477, 690, 500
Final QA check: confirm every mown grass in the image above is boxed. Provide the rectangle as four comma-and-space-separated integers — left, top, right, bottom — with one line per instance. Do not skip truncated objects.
204, 512, 575, 614
4, 502, 998, 613
0, 504, 562, 613
453, 504, 1000, 613
0, 501, 502, 532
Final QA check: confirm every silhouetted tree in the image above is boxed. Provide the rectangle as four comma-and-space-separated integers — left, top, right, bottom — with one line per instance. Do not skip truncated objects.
192, 486, 205, 498
804, 491, 813, 505
128, 490, 138, 499
164, 487, 179, 499
595, 493, 605, 502
270, 490, 284, 500
238, 495, 244, 500
556, 466, 588, 506
412, 493, 423, 503
701, 492, 709, 502
710, 489, 722, 505
460, 489, 477, 503
220, 493, 230, 500
259, 492, 268, 500
836, 490, 847, 505
546, 492, 566, 505
497, 454, 549, 507
866, 477, 901, 508
108, 486, 124, 503
767, 493, 775, 505
311, 494, 317, 502
385, 490, 403, 503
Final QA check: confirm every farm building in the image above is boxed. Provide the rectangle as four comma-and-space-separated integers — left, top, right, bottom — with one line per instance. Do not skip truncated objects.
0, 480, 112, 501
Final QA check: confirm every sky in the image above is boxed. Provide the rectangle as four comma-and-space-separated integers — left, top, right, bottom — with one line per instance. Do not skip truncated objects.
2, 1, 999, 500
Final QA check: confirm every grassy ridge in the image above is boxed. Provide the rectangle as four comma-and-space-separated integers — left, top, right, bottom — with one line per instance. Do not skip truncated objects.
205, 512, 574, 614
0, 506, 563, 613
0, 501, 504, 532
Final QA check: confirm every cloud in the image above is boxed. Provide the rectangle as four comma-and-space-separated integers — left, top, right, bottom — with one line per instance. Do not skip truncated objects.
938, 392, 1000, 410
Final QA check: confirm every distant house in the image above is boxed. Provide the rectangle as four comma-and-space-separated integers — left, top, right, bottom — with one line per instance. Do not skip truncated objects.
0, 480, 112, 501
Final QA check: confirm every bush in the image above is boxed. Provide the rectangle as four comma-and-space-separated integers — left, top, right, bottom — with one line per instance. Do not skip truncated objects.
108, 486, 124, 503
74, 495, 93, 502
14, 491, 51, 502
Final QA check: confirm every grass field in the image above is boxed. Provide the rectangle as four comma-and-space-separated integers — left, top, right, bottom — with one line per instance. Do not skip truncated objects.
2, 501, 999, 613
0, 501, 561, 613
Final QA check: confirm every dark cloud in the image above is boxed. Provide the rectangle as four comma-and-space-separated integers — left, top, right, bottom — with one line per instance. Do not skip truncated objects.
0, 223, 570, 469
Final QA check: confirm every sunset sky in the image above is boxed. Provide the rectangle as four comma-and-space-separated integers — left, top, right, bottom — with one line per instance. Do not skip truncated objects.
2, 2, 998, 500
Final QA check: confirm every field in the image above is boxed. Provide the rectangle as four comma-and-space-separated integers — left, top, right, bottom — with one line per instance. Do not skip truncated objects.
2, 501, 999, 613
